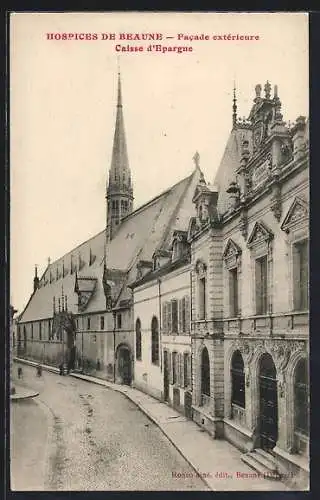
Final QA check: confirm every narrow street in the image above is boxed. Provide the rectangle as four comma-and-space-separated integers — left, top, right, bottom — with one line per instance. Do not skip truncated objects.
10, 363, 208, 491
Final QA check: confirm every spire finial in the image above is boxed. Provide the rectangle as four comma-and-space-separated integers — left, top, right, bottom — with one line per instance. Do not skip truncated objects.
47, 257, 51, 267
193, 151, 200, 169
117, 63, 122, 108
232, 81, 237, 127
35, 264, 38, 278
264, 80, 271, 99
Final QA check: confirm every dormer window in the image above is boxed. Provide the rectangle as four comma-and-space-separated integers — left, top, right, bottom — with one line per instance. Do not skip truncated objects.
199, 205, 203, 221
172, 240, 180, 262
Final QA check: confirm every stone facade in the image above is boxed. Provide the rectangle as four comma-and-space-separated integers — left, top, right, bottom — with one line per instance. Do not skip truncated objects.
188, 82, 309, 487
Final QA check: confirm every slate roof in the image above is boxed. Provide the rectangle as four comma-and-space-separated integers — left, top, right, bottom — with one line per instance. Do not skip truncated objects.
214, 126, 252, 215
19, 168, 199, 322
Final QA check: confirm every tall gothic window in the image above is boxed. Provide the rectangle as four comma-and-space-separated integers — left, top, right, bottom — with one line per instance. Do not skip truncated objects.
199, 277, 206, 319
151, 316, 159, 365
201, 347, 210, 398
293, 239, 309, 311
135, 318, 142, 360
294, 358, 309, 438
231, 350, 245, 408
229, 268, 239, 317
255, 255, 268, 315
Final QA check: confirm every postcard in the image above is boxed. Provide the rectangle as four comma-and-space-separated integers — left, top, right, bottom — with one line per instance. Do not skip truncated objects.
9, 12, 309, 492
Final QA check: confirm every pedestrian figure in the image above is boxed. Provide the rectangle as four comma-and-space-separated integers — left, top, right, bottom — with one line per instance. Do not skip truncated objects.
59, 363, 64, 376
17, 366, 23, 379
36, 364, 42, 377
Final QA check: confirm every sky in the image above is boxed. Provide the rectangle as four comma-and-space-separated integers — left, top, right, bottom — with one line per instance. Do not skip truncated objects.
10, 12, 309, 313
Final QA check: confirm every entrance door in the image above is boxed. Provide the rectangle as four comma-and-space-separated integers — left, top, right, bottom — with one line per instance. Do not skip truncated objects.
163, 350, 169, 402
259, 353, 278, 450
119, 348, 132, 385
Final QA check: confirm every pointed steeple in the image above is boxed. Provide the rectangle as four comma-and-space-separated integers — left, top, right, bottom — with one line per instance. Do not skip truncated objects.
232, 83, 237, 128
106, 70, 134, 241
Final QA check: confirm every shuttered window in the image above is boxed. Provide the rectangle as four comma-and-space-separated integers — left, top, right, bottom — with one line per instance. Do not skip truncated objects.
255, 255, 268, 315
162, 302, 167, 333
171, 300, 178, 333
179, 353, 184, 387
167, 301, 172, 333
185, 296, 191, 333
135, 318, 142, 360
183, 353, 191, 387
293, 240, 309, 311
172, 352, 178, 384
151, 316, 159, 365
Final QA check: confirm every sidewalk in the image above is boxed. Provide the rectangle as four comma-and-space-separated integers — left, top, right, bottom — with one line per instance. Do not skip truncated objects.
11, 384, 39, 401
14, 357, 290, 491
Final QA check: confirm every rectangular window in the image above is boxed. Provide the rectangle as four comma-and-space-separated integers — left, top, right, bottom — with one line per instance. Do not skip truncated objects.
39, 322, 42, 340
172, 352, 178, 385
171, 300, 178, 333
293, 239, 309, 311
255, 255, 268, 315
199, 277, 206, 319
100, 316, 105, 330
229, 268, 239, 317
87, 317, 91, 330
117, 313, 122, 329
31, 323, 33, 340
76, 319, 79, 329
183, 353, 190, 387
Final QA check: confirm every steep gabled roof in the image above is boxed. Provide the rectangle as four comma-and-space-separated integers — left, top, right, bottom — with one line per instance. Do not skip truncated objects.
214, 126, 252, 215
19, 168, 199, 322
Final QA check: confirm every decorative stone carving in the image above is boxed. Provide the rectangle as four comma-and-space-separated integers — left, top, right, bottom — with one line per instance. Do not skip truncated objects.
247, 221, 274, 249
281, 196, 309, 234
239, 206, 248, 240
195, 259, 207, 277
270, 171, 282, 222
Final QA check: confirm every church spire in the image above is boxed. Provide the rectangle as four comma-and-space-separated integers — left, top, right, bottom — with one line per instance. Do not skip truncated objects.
232, 82, 237, 128
106, 70, 133, 241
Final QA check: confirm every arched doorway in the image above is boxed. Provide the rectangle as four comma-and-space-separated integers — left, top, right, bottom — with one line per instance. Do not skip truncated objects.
294, 358, 309, 452
259, 353, 278, 450
116, 344, 132, 385
201, 347, 210, 403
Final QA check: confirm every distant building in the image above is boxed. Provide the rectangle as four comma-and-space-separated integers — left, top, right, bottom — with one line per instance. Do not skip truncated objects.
17, 73, 201, 385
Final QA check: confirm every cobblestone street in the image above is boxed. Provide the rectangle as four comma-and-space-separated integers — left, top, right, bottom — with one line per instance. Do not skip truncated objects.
10, 363, 208, 491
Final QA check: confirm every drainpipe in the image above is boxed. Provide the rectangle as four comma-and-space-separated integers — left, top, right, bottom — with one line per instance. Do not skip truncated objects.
158, 279, 162, 371
81, 329, 84, 373
190, 269, 194, 403
113, 311, 116, 383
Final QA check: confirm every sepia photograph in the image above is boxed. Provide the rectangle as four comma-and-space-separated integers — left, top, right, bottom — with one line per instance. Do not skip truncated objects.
9, 11, 309, 492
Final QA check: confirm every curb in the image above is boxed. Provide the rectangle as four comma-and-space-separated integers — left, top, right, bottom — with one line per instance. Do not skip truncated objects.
15, 357, 211, 490
11, 390, 39, 401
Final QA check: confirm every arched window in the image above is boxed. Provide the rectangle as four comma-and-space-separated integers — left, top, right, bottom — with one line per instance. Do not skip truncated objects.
135, 318, 142, 360
201, 347, 210, 400
231, 350, 245, 408
294, 358, 309, 438
151, 316, 159, 365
